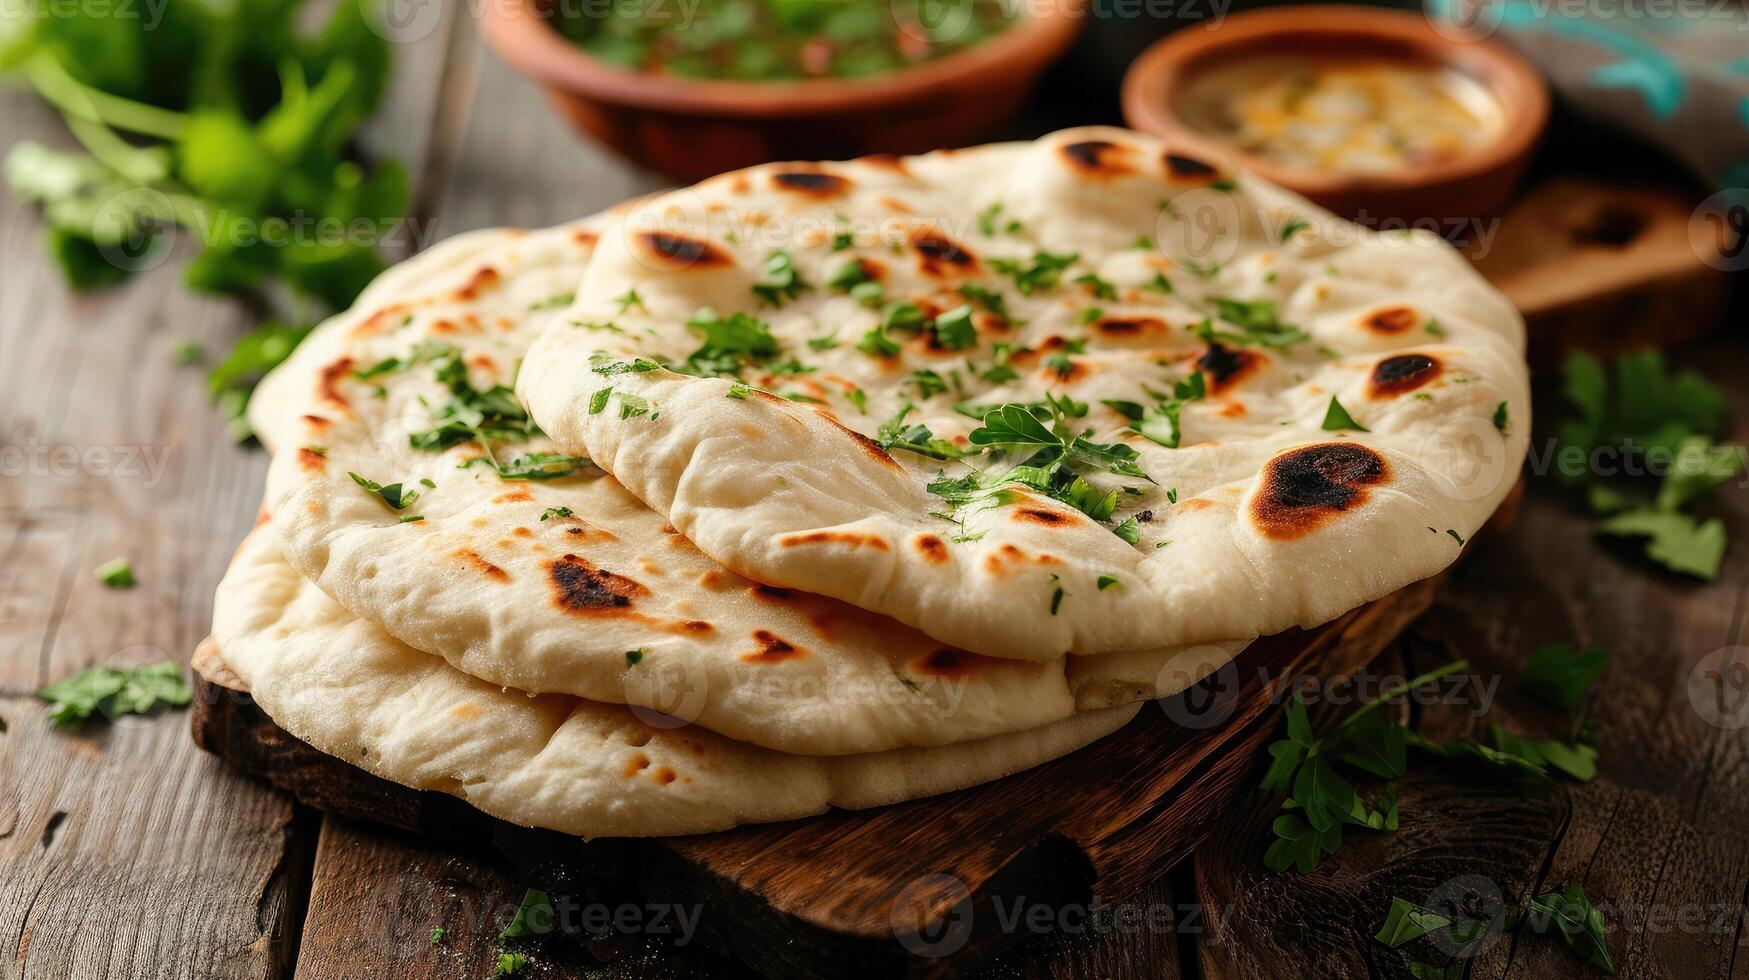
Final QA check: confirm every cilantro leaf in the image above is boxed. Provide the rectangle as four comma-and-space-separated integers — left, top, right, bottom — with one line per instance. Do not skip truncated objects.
94, 557, 135, 588
349, 471, 419, 510
751, 249, 809, 307
989, 249, 1077, 295
1207, 299, 1308, 347
1321, 396, 1369, 432
1526, 883, 1614, 974
1517, 644, 1609, 710
1596, 508, 1726, 580
678, 307, 780, 376
500, 888, 553, 939
39, 661, 190, 727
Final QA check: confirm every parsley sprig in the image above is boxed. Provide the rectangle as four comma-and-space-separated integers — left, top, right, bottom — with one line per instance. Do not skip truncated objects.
1557, 351, 1740, 580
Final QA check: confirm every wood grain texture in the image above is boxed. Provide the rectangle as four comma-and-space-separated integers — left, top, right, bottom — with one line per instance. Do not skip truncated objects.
1195, 346, 1749, 980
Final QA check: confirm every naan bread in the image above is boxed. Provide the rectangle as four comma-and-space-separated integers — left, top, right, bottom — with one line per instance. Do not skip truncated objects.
519, 127, 1530, 661
257, 215, 1247, 755
209, 524, 1138, 837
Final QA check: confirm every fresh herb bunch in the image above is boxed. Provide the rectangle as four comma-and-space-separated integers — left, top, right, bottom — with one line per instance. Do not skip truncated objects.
3, 0, 405, 438
1556, 351, 1741, 580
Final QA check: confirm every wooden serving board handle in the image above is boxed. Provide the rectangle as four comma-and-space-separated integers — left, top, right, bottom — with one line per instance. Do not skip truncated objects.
1469, 177, 1733, 364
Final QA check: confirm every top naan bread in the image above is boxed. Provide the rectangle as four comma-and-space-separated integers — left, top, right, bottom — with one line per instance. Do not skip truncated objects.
257, 213, 1247, 756
520, 127, 1531, 662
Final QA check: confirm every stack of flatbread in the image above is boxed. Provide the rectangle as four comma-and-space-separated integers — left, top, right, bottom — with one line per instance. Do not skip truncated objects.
200, 127, 1530, 837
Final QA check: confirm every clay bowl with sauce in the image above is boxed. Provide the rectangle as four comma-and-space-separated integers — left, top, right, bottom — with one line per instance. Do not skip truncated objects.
482, 0, 1086, 180
1121, 5, 1548, 223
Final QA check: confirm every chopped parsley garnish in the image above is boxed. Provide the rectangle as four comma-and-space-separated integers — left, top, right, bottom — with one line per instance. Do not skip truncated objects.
1073, 272, 1117, 301
990, 249, 1077, 295
1321, 396, 1368, 432
1526, 883, 1615, 973
494, 952, 529, 976
527, 291, 574, 311
751, 249, 810, 307
540, 506, 575, 521
827, 258, 871, 290
807, 331, 840, 351
1424, 318, 1447, 337
957, 283, 1013, 320
976, 342, 1021, 384
977, 202, 1022, 236
1493, 401, 1510, 434
1097, 574, 1121, 590
909, 369, 949, 399
500, 889, 553, 939
1142, 272, 1173, 294
1276, 217, 1309, 244
1048, 574, 1066, 614
1517, 643, 1610, 710
429, 927, 446, 945
1204, 299, 1308, 347
587, 387, 611, 414
1556, 351, 1738, 580
849, 280, 885, 307
876, 403, 964, 460
881, 300, 926, 332
857, 326, 901, 358
349, 472, 420, 510
625, 649, 644, 666
931, 304, 977, 350
95, 557, 135, 588
1043, 338, 1086, 379
614, 287, 646, 314
677, 307, 780, 376
1102, 372, 1205, 448
465, 452, 593, 481
726, 381, 752, 399
353, 339, 457, 382
173, 341, 206, 366
39, 661, 190, 727
408, 348, 539, 452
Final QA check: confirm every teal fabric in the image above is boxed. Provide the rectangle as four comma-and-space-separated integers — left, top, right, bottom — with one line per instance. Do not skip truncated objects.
1427, 0, 1749, 193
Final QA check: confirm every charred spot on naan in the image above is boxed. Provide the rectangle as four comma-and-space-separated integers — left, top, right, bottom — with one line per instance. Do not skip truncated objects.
491, 486, 534, 504
910, 228, 978, 277
1060, 140, 1136, 178
1093, 316, 1169, 342
633, 230, 733, 271
1250, 443, 1389, 540
317, 357, 355, 412
1363, 306, 1419, 334
779, 530, 891, 551
1163, 152, 1221, 183
741, 629, 806, 664
913, 534, 948, 564
770, 170, 850, 199
914, 647, 1005, 679
816, 412, 903, 470
856, 152, 909, 174
296, 447, 328, 473
750, 583, 796, 602
1197, 343, 1264, 393
1012, 506, 1079, 527
1369, 354, 1443, 397
450, 267, 502, 301
549, 553, 649, 613
454, 548, 510, 582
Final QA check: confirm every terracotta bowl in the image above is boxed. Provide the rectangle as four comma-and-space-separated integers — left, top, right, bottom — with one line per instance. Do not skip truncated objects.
1121, 5, 1549, 223
481, 0, 1086, 180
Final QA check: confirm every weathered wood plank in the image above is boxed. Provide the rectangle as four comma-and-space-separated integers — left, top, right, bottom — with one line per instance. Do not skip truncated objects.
1194, 341, 1749, 980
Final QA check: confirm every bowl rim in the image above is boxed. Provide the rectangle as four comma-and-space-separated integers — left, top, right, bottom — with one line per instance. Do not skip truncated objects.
480, 0, 1086, 117
1120, 4, 1550, 198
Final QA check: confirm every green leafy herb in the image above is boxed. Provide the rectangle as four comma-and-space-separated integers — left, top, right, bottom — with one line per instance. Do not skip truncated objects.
1596, 508, 1726, 579
1096, 574, 1121, 590
876, 404, 964, 460
990, 249, 1077, 295
1203, 299, 1308, 347
857, 326, 900, 358
614, 287, 646, 314
1321, 396, 1369, 432
527, 291, 573, 311
931, 304, 977, 350
1493, 400, 1510, 434
206, 321, 314, 442
1072, 272, 1117, 301
957, 283, 1013, 320
95, 557, 135, 588
173, 341, 206, 366
1517, 644, 1610, 710
1526, 883, 1614, 973
827, 257, 870, 290
429, 927, 445, 944
349, 471, 419, 510
881, 300, 926, 332
677, 307, 781, 376
408, 348, 539, 454
625, 649, 644, 666
1276, 217, 1309, 244
1103, 372, 1206, 449
500, 888, 553, 939
494, 952, 529, 976
39, 661, 190, 727
751, 250, 810, 307
1489, 725, 1597, 781
540, 506, 574, 522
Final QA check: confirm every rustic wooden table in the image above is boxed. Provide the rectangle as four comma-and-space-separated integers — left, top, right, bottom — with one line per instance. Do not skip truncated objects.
3, 12, 1745, 979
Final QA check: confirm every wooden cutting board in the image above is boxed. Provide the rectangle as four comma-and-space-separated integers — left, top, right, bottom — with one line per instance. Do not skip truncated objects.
183, 177, 1724, 980
190, 491, 1518, 978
